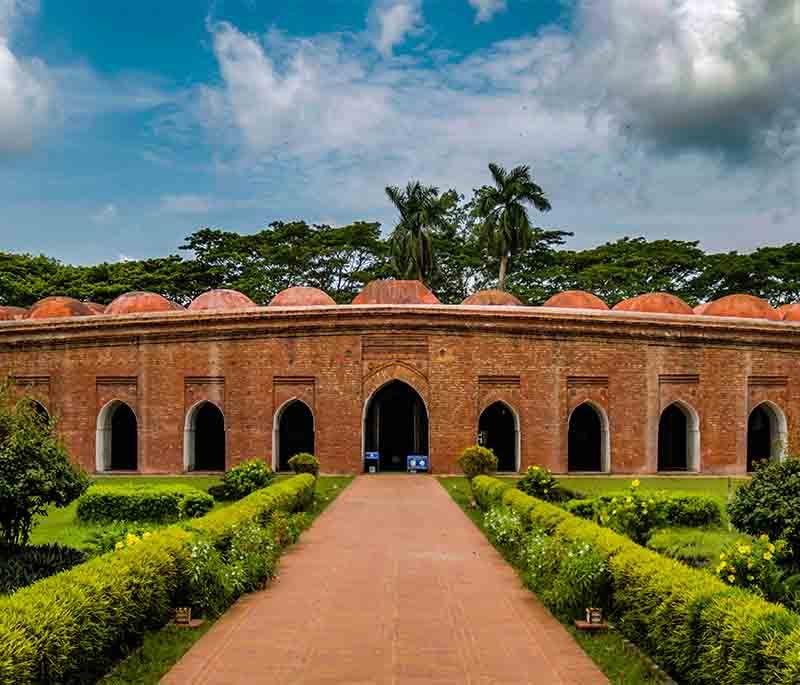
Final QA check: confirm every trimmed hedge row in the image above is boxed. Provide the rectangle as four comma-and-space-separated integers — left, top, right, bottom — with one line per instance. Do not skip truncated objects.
0, 474, 315, 684
76, 484, 215, 523
472, 475, 800, 685
564, 493, 722, 528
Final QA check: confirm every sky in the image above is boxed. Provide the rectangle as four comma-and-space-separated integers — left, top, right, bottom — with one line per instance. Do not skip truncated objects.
1, 0, 799, 264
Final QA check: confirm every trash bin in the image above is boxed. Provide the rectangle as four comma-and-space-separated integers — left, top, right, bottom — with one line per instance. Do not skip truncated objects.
364, 451, 380, 473
406, 455, 429, 473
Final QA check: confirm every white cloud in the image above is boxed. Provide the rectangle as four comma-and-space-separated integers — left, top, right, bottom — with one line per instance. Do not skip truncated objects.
159, 194, 215, 214
369, 0, 423, 57
468, 0, 507, 23
91, 203, 118, 224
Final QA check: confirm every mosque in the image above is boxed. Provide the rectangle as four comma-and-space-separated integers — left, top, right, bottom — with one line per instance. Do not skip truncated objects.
0, 279, 797, 475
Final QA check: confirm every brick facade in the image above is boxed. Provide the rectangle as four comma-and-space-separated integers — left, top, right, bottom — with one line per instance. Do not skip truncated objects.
0, 303, 798, 474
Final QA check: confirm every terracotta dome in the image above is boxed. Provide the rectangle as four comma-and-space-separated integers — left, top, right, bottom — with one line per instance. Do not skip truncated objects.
462, 290, 523, 306
693, 303, 710, 315
0, 306, 28, 321
269, 287, 336, 307
28, 297, 94, 319
190, 289, 257, 311
778, 304, 800, 321
612, 293, 693, 315
542, 290, 609, 310
105, 291, 184, 316
702, 294, 781, 321
84, 302, 107, 315
352, 280, 440, 305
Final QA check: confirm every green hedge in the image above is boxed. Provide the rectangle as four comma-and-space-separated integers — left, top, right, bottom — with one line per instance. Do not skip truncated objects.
76, 484, 214, 523
563, 493, 722, 528
0, 474, 315, 684
472, 475, 800, 684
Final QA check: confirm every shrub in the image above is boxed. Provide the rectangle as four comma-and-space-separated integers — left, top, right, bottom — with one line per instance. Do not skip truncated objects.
662, 494, 722, 528
0, 474, 315, 683
522, 529, 564, 593
563, 498, 598, 519
457, 445, 497, 479
714, 535, 787, 601
84, 522, 161, 556
541, 540, 610, 620
0, 388, 89, 546
288, 452, 320, 476
76, 484, 214, 523
208, 458, 275, 501
598, 480, 666, 544
472, 474, 511, 509
729, 457, 800, 562
484, 506, 525, 562
516, 465, 560, 501
0, 544, 87, 594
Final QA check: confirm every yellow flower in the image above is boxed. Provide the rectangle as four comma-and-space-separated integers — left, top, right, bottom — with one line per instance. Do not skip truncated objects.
728, 575, 736, 583
720, 553, 727, 560
532, 466, 540, 471
114, 541, 124, 551
768, 543, 775, 553
626, 497, 633, 504
738, 545, 750, 555
760, 534, 770, 542
764, 552, 773, 561
631, 479, 641, 488
142, 531, 152, 539
125, 533, 140, 546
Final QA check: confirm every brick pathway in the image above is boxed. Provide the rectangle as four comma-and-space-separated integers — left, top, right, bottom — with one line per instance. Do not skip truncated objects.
164, 476, 607, 684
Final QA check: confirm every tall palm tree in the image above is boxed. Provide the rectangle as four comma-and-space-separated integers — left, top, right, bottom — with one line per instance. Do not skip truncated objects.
385, 181, 453, 282
476, 163, 551, 291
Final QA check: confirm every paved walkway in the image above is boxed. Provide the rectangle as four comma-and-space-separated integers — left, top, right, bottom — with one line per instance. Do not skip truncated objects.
164, 476, 607, 684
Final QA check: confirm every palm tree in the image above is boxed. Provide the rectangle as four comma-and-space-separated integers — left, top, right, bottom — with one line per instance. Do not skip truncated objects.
475, 163, 551, 291
385, 181, 454, 282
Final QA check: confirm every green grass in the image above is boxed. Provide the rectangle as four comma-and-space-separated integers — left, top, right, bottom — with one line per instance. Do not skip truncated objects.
99, 476, 353, 685
558, 475, 747, 499
438, 476, 665, 684
646, 526, 747, 567
29, 475, 224, 549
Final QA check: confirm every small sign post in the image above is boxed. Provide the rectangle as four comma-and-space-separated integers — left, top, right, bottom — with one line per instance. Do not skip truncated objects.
406, 455, 429, 473
364, 451, 380, 473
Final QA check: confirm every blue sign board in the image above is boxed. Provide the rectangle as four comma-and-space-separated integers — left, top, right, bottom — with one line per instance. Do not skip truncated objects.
364, 451, 380, 473
406, 455, 429, 472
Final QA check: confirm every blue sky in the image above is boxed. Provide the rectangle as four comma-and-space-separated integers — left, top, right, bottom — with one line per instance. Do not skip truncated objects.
1, 0, 799, 264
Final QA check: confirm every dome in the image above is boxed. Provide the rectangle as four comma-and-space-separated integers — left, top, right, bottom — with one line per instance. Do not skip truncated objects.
269, 287, 336, 307
542, 290, 609, 310
462, 290, 523, 306
703, 294, 781, 321
0, 306, 28, 321
693, 303, 710, 315
28, 297, 94, 319
105, 291, 184, 316
190, 289, 257, 311
778, 304, 800, 321
85, 302, 107, 315
352, 280, 440, 305
612, 293, 693, 315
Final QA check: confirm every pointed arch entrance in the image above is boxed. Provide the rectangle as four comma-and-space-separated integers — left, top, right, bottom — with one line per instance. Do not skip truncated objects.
363, 380, 429, 472
274, 400, 315, 471
747, 402, 787, 471
657, 401, 699, 472
568, 402, 609, 472
478, 401, 519, 472
184, 401, 226, 471
96, 400, 138, 472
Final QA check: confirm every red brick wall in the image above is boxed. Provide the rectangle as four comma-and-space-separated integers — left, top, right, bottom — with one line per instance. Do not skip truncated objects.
1, 305, 798, 475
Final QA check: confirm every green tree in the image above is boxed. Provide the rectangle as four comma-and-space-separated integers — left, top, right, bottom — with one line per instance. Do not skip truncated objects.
475, 163, 552, 291
385, 181, 455, 282
0, 387, 89, 547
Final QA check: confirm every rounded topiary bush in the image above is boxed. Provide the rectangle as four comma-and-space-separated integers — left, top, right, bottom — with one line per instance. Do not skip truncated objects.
457, 445, 497, 479
209, 458, 274, 501
287, 453, 320, 476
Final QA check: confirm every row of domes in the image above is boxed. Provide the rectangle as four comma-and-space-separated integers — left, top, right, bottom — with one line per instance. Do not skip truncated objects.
0, 281, 797, 323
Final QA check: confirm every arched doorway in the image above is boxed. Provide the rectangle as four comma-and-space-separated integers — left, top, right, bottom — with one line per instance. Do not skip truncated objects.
568, 403, 608, 472
275, 400, 315, 472
747, 402, 787, 471
184, 401, 226, 471
364, 380, 428, 472
478, 401, 518, 472
28, 399, 50, 424
96, 400, 138, 472
658, 402, 699, 472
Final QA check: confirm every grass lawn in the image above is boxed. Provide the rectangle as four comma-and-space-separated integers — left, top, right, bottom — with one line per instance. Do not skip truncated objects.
100, 476, 353, 685
558, 475, 748, 500
29, 475, 224, 549
438, 477, 665, 684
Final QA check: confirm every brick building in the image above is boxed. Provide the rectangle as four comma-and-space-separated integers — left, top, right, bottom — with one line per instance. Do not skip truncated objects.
0, 280, 798, 475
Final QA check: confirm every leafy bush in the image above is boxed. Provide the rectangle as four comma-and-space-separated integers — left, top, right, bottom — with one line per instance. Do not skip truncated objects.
516, 465, 559, 500
729, 457, 800, 561
0, 474, 315, 683
541, 540, 610, 620
457, 445, 497, 479
563, 498, 598, 519
0, 544, 87, 594
472, 474, 512, 509
208, 459, 275, 501
288, 452, 320, 476
714, 535, 786, 601
662, 494, 722, 528
598, 480, 666, 544
484, 506, 526, 562
522, 529, 564, 593
76, 484, 213, 523
83, 522, 161, 555
0, 388, 89, 546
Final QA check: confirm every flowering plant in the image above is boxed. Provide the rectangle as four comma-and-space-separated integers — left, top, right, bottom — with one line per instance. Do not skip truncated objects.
598, 479, 665, 544
484, 506, 526, 561
516, 465, 559, 501
715, 534, 786, 599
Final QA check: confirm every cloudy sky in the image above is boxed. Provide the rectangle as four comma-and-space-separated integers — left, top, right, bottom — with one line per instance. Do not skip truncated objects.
1, 0, 799, 264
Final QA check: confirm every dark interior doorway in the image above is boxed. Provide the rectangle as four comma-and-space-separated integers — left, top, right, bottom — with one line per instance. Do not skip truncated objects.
193, 402, 226, 471
110, 403, 138, 471
658, 403, 688, 471
748, 404, 773, 471
364, 381, 428, 472
478, 402, 517, 472
568, 403, 603, 472
278, 401, 315, 471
